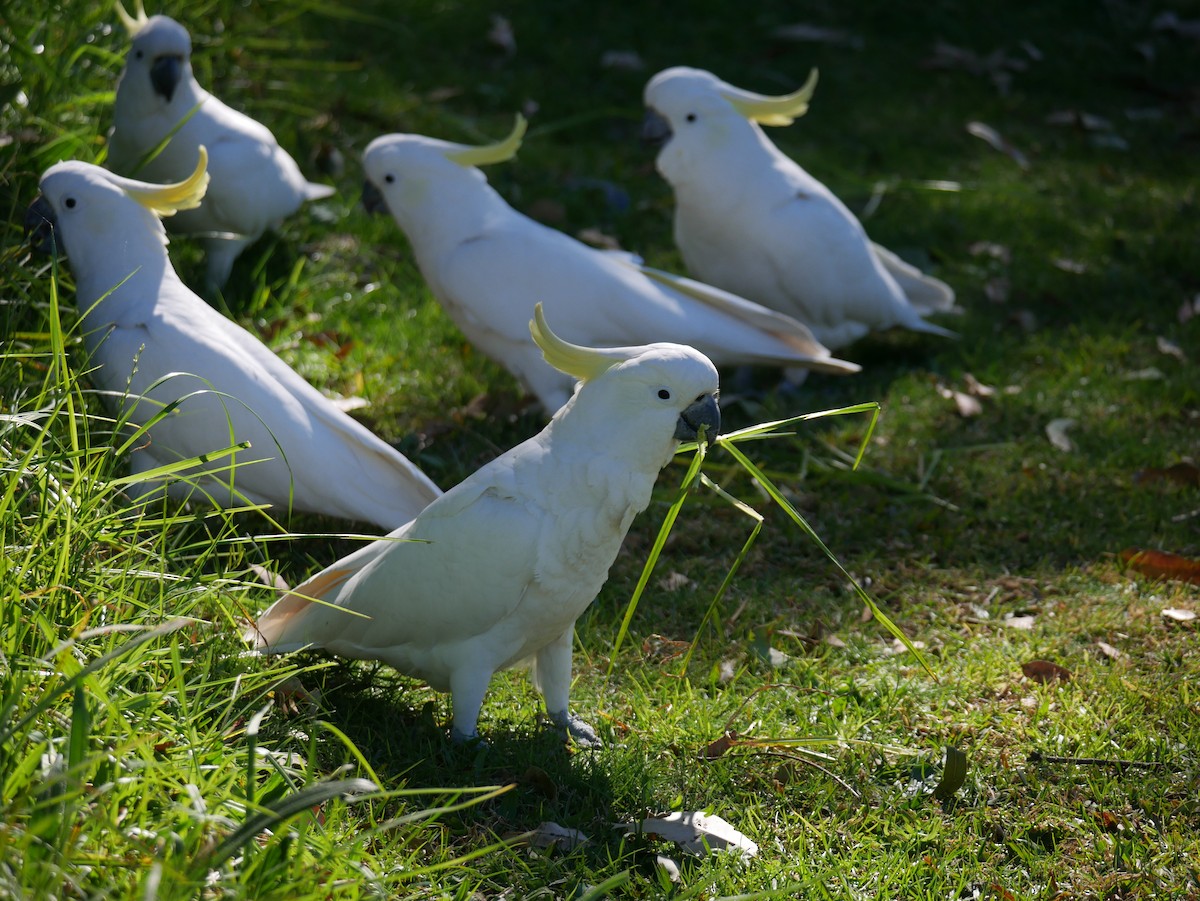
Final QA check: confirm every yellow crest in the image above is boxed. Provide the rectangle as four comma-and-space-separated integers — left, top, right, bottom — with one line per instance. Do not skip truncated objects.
446, 114, 527, 168
115, 0, 150, 36
725, 69, 819, 126
529, 303, 629, 382
122, 146, 210, 217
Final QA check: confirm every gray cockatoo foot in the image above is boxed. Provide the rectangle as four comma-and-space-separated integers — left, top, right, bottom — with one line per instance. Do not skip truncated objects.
450, 726, 488, 748
550, 710, 601, 748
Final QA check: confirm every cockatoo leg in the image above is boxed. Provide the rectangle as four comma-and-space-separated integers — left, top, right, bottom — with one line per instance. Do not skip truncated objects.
535, 626, 601, 748
448, 665, 492, 744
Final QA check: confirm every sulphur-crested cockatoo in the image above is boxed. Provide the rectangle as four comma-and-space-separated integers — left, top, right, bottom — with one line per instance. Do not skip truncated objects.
106, 0, 334, 291
247, 304, 721, 746
24, 149, 441, 529
360, 116, 859, 414
643, 67, 957, 350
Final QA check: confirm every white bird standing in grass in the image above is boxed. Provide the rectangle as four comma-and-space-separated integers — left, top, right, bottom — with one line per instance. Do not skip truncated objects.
248, 304, 721, 746
24, 149, 441, 529
106, 0, 335, 291
642, 67, 957, 350
361, 116, 859, 414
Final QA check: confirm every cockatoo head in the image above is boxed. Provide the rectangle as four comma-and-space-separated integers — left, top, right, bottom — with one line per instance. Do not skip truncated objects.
26, 147, 209, 270
642, 67, 819, 182
530, 304, 720, 464
115, 0, 194, 105
360, 115, 527, 221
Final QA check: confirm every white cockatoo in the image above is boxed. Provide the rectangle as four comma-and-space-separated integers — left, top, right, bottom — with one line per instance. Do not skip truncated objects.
248, 304, 721, 746
106, 0, 335, 291
643, 67, 957, 349
360, 116, 859, 414
24, 149, 441, 529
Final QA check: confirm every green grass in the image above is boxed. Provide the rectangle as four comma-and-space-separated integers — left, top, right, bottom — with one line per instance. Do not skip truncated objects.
3, 0, 1199, 897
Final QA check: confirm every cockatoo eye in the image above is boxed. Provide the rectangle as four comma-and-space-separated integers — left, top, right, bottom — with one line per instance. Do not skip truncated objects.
64, 197, 77, 209
384, 174, 395, 184
657, 388, 671, 400
135, 50, 144, 59
685, 113, 697, 123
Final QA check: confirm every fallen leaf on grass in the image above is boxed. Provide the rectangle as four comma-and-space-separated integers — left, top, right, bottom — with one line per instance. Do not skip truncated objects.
1003, 615, 1036, 630
1052, 257, 1088, 274
969, 241, 1012, 262
1045, 109, 1114, 131
1156, 335, 1186, 361
599, 50, 644, 71
700, 731, 737, 760
1120, 548, 1200, 585
1133, 462, 1200, 488
620, 811, 758, 858
527, 822, 588, 851
964, 373, 996, 397
771, 22, 864, 48
1045, 418, 1076, 452
966, 121, 1031, 168
657, 571, 695, 592
1162, 608, 1196, 622
984, 276, 1011, 303
1095, 641, 1123, 660
1022, 659, 1072, 683
937, 384, 983, 417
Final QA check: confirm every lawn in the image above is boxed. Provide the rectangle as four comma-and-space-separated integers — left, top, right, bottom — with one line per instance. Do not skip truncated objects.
2, 0, 1198, 897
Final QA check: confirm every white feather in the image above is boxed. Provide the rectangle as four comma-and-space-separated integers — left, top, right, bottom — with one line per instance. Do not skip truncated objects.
107, 15, 334, 290
361, 130, 858, 414
249, 331, 722, 744
644, 66, 957, 349
36, 160, 440, 529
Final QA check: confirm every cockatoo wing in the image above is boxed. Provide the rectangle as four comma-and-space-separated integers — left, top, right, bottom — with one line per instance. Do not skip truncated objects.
97, 284, 440, 527
436, 222, 857, 373
249, 471, 545, 658
869, 242, 957, 315
626, 261, 858, 372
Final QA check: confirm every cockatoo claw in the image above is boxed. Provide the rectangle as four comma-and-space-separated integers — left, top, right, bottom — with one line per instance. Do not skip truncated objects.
551, 710, 602, 748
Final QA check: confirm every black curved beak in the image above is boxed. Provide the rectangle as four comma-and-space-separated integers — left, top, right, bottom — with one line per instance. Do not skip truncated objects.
674, 393, 720, 447
641, 108, 673, 149
361, 179, 387, 215
150, 55, 183, 102
24, 194, 59, 256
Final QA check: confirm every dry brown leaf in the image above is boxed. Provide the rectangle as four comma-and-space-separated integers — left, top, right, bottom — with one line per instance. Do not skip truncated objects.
520, 766, 558, 802
966, 121, 1031, 168
1046, 418, 1076, 452
1095, 641, 1123, 660
1120, 548, 1200, 585
658, 571, 696, 592
1022, 659, 1072, 683
964, 373, 996, 397
1162, 608, 1197, 622
1052, 257, 1088, 274
1134, 462, 1200, 488
700, 731, 738, 760
1003, 615, 1037, 630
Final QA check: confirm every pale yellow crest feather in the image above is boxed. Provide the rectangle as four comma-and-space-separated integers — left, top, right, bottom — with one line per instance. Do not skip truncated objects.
529, 303, 628, 383
724, 68, 819, 126
124, 146, 210, 217
446, 114, 527, 168
115, 0, 150, 37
